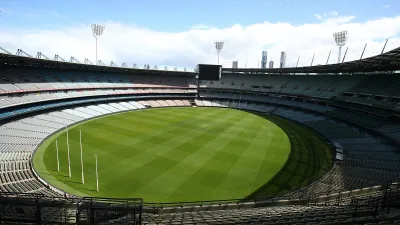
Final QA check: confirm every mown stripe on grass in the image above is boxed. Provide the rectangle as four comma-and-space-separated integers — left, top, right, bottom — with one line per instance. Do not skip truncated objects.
34, 107, 293, 202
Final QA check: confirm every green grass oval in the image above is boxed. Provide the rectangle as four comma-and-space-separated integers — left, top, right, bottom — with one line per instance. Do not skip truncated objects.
33, 107, 291, 202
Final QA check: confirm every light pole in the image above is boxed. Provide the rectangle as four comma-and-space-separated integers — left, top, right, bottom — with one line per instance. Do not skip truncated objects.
333, 31, 348, 64
92, 24, 105, 65
215, 41, 224, 65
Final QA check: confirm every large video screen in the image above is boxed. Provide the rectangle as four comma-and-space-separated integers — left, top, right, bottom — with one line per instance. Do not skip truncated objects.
198, 64, 221, 80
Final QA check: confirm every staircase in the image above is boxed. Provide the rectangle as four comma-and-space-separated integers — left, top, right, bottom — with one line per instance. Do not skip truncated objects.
189, 99, 197, 107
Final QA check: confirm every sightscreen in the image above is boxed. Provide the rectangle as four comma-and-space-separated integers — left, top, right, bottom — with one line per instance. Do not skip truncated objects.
198, 64, 221, 80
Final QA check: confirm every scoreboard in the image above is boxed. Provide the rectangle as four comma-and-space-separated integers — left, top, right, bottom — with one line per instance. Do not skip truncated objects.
197, 64, 222, 81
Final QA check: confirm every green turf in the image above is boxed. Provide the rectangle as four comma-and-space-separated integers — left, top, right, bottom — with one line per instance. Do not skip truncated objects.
33, 107, 291, 202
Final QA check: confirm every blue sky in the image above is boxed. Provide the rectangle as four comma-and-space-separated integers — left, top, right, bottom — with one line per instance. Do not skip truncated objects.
1, 0, 398, 31
0, 0, 399, 69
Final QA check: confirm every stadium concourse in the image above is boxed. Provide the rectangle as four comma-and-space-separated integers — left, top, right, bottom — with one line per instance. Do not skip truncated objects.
0, 47, 400, 224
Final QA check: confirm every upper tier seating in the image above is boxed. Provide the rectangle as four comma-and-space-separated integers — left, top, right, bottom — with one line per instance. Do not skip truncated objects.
344, 75, 400, 96
200, 74, 400, 114
199, 92, 335, 112
199, 74, 367, 99
0, 68, 197, 93
0, 89, 194, 109
0, 69, 197, 119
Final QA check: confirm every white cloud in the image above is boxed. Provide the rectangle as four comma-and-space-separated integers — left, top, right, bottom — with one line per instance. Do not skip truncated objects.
315, 11, 339, 20
191, 24, 210, 30
0, 14, 399, 70
324, 11, 339, 17
315, 11, 354, 24
0, 7, 12, 14
314, 14, 323, 20
382, 5, 390, 8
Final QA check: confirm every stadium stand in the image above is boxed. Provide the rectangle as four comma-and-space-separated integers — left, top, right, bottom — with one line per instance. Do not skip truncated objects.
1, 47, 400, 224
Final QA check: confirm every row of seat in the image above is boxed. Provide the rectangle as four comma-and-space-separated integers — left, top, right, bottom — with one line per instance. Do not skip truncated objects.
200, 73, 400, 113
0, 88, 195, 109
141, 200, 399, 225
0, 69, 197, 93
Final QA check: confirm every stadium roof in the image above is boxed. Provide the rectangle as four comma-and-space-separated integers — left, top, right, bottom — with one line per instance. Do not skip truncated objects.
0, 52, 195, 76
224, 46, 400, 74
0, 46, 399, 75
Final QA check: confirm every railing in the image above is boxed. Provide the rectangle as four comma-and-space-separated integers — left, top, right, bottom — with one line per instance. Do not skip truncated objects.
1, 183, 398, 209
140, 182, 400, 211
76, 197, 143, 225
0, 183, 399, 224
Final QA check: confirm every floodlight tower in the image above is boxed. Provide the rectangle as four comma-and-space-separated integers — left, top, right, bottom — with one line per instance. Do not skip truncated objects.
333, 30, 348, 64
215, 41, 224, 65
92, 24, 105, 65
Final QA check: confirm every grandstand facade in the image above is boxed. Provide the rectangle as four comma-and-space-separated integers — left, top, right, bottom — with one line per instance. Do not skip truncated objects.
0, 47, 400, 224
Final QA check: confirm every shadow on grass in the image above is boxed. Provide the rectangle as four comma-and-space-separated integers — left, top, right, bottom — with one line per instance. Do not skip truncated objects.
38, 171, 70, 178
41, 174, 97, 192
74, 187, 97, 192
42, 176, 82, 185
61, 180, 83, 185
243, 113, 334, 200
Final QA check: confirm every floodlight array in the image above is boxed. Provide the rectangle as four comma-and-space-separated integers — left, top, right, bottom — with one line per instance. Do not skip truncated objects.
215, 41, 224, 52
333, 31, 348, 47
92, 24, 105, 65
333, 31, 349, 63
92, 24, 105, 38
215, 41, 224, 64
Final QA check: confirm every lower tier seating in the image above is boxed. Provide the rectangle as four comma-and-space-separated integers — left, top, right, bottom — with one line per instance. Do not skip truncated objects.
0, 99, 191, 196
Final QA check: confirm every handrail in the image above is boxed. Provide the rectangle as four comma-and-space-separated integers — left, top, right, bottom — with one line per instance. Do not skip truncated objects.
0, 86, 197, 96
1, 182, 399, 209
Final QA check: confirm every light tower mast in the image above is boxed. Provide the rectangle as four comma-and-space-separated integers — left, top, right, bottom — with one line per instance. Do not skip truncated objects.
333, 31, 348, 64
92, 24, 105, 65
215, 41, 224, 65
